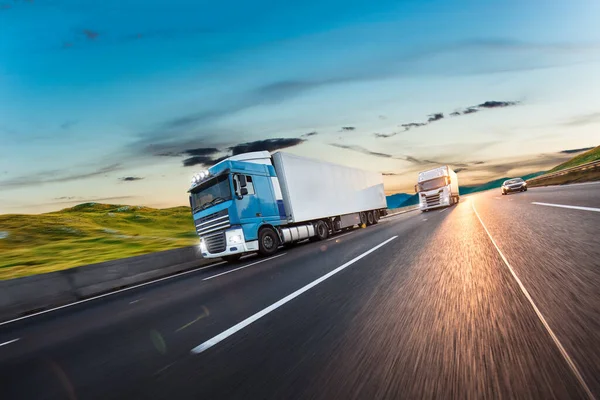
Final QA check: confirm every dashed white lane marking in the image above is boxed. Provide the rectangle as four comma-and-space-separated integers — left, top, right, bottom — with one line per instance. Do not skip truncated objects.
472, 202, 595, 400
191, 236, 398, 354
532, 202, 600, 213
0, 260, 228, 327
326, 231, 354, 242
439, 208, 448, 213
202, 254, 287, 281
0, 338, 19, 347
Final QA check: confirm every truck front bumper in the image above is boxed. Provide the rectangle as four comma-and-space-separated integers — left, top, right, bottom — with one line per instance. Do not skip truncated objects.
199, 228, 259, 258
419, 197, 451, 211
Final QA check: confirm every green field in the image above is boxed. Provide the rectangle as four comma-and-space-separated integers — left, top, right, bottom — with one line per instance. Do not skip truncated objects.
549, 145, 600, 172
0, 203, 198, 280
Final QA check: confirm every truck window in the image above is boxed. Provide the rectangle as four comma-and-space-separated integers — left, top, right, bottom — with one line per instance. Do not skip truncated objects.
245, 176, 255, 195
234, 175, 255, 195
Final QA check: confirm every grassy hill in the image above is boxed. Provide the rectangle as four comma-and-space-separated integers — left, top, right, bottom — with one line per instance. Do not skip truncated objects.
0, 203, 198, 280
549, 145, 600, 173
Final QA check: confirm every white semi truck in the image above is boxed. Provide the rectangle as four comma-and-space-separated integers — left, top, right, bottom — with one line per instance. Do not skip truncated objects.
189, 151, 388, 261
415, 166, 459, 212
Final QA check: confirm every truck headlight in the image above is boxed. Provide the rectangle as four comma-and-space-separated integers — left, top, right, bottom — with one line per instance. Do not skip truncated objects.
228, 234, 243, 244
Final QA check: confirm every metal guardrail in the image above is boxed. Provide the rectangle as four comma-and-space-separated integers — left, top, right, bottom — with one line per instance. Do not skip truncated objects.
526, 159, 600, 183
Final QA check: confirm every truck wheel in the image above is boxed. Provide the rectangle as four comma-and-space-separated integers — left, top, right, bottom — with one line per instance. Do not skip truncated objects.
367, 211, 374, 225
359, 212, 367, 228
223, 254, 242, 263
258, 227, 279, 256
313, 220, 329, 241
373, 210, 380, 224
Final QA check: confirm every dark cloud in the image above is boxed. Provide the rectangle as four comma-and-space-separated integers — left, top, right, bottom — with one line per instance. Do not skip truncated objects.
301, 131, 318, 137
454, 168, 467, 173
183, 147, 219, 156
82, 29, 99, 40
119, 176, 144, 182
229, 138, 305, 156
376, 101, 518, 138
341, 126, 356, 131
560, 147, 594, 154
182, 155, 228, 167
379, 115, 387, 120
478, 101, 518, 108
382, 172, 400, 176
400, 122, 427, 131
0, 164, 122, 189
374, 132, 398, 138
472, 161, 485, 165
427, 113, 444, 123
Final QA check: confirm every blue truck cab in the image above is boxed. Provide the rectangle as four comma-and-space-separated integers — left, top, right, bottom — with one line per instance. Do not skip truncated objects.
188, 152, 286, 262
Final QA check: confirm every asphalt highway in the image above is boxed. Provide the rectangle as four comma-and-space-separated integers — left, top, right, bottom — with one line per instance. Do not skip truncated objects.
1, 182, 599, 399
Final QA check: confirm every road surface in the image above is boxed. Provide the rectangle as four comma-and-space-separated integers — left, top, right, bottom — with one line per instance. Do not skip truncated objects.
1, 183, 599, 399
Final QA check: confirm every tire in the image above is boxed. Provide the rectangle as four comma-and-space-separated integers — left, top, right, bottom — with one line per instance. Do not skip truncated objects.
358, 212, 367, 228
223, 254, 242, 263
367, 211, 375, 225
502, 191, 506, 195
258, 227, 279, 256
313, 220, 329, 241
373, 210, 380, 224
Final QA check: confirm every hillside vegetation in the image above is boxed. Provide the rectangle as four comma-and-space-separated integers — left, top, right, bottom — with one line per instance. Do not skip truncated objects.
549, 145, 600, 172
0, 203, 198, 280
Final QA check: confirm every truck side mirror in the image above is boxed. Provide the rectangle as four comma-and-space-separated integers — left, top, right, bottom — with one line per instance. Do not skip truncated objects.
239, 175, 247, 188
240, 187, 248, 196
414, 184, 418, 193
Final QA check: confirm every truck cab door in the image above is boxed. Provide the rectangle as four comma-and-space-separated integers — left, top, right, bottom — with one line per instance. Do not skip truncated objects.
233, 174, 264, 241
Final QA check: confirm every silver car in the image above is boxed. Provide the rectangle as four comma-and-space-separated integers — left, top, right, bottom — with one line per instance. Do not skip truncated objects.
501, 178, 527, 195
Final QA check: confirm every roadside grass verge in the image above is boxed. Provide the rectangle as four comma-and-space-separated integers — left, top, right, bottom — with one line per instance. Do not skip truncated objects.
0, 204, 198, 280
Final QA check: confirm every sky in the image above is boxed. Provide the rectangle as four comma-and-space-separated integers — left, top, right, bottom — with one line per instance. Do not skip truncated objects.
1, 0, 599, 214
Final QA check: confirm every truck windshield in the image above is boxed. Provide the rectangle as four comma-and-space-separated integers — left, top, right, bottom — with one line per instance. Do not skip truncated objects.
418, 176, 448, 192
190, 174, 231, 213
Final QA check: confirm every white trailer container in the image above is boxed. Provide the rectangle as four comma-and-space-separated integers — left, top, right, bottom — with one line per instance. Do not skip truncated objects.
272, 152, 387, 223
415, 165, 459, 211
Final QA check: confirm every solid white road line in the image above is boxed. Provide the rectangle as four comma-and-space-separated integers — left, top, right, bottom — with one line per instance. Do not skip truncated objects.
326, 231, 354, 242
532, 202, 600, 213
0, 338, 19, 347
472, 202, 594, 400
0, 260, 228, 327
203, 254, 287, 281
191, 236, 398, 354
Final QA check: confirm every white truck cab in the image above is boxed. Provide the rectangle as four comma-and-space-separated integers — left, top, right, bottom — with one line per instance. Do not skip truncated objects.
415, 166, 459, 211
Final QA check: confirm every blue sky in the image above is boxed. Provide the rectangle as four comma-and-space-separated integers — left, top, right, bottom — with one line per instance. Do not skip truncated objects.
1, 0, 599, 213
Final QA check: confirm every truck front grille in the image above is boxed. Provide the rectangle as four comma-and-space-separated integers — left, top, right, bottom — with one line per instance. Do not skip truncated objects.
425, 193, 440, 207
195, 209, 230, 236
204, 231, 226, 254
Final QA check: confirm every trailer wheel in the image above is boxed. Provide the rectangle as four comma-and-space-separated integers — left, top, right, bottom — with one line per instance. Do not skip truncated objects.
258, 227, 279, 256
367, 211, 374, 225
223, 254, 242, 263
313, 220, 329, 241
373, 210, 380, 224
